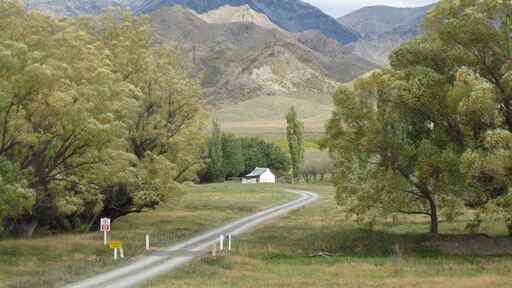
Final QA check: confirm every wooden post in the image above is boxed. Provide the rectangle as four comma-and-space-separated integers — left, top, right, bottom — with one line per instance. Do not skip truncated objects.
103, 231, 107, 246
212, 244, 217, 256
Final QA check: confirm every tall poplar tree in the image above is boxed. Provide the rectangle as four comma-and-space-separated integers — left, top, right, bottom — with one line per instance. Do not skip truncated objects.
286, 106, 304, 181
222, 134, 244, 180
205, 120, 225, 182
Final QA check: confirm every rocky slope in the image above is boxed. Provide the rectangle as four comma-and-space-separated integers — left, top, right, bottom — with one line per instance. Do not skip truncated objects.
338, 4, 436, 65
193, 4, 281, 31
151, 6, 376, 105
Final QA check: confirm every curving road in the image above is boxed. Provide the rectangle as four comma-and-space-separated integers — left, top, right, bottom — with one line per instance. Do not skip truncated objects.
66, 189, 319, 288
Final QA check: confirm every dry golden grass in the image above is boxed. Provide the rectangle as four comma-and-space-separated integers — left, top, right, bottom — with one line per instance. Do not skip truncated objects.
221, 119, 327, 139
0, 184, 296, 288
144, 184, 512, 288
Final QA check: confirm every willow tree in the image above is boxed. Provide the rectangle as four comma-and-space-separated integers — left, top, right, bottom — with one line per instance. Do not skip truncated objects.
0, 3, 129, 236
81, 11, 204, 229
393, 0, 512, 232
325, 70, 467, 234
0, 3, 205, 236
325, 0, 512, 234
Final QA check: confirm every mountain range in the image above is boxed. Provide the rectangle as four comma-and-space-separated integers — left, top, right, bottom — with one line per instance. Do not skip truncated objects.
152, 6, 378, 105
24, 0, 359, 44
338, 4, 436, 65
22, 0, 435, 136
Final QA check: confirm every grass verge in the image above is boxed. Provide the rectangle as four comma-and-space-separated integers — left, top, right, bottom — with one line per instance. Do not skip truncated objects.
0, 183, 296, 288
143, 184, 512, 288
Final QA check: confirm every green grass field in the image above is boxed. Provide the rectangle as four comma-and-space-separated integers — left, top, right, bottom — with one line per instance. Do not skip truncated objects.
3, 183, 512, 288
0, 184, 296, 288
143, 185, 512, 288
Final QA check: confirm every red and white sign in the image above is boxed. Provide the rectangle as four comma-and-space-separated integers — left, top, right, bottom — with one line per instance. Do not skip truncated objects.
100, 218, 111, 232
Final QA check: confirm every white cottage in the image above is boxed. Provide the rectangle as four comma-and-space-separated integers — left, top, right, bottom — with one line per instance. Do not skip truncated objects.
243, 168, 276, 184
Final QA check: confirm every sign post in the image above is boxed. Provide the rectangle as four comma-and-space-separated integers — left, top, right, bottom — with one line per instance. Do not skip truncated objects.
109, 241, 123, 260
100, 218, 111, 246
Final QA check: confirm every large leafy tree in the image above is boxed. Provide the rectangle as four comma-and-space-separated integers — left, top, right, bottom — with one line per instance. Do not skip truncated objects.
325, 71, 466, 234
83, 11, 204, 229
325, 0, 512, 234
0, 3, 205, 236
394, 0, 512, 231
0, 4, 129, 236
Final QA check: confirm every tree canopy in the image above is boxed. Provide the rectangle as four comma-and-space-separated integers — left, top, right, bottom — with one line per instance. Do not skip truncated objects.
200, 125, 290, 183
324, 0, 512, 234
0, 2, 205, 237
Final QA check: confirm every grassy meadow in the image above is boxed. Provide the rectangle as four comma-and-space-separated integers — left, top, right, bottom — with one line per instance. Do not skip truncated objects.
211, 96, 332, 139
0, 184, 295, 288
143, 185, 512, 288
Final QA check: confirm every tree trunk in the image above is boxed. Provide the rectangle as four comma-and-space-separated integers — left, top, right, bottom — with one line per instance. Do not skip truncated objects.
4, 217, 39, 239
88, 210, 124, 232
428, 199, 439, 235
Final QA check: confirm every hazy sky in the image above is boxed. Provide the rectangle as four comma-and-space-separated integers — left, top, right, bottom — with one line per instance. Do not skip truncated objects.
305, 0, 439, 18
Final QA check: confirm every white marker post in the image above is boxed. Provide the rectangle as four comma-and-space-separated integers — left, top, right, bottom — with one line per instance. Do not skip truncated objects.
114, 248, 118, 260
100, 218, 111, 246
228, 234, 232, 252
219, 234, 224, 251
145, 234, 150, 251
120, 247, 124, 259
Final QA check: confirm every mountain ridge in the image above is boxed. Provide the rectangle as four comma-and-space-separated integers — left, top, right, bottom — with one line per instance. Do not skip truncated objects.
338, 4, 436, 65
23, 0, 360, 44
134, 0, 360, 44
149, 6, 376, 106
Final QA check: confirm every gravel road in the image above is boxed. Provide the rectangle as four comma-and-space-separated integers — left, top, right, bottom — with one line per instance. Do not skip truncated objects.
66, 189, 319, 288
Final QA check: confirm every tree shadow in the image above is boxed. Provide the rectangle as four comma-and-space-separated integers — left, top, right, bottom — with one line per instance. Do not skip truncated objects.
248, 223, 512, 260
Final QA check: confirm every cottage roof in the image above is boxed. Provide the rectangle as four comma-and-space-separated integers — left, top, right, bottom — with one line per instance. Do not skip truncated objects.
246, 167, 269, 177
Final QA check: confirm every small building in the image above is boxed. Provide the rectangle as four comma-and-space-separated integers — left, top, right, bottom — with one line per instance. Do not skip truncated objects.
243, 167, 276, 184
